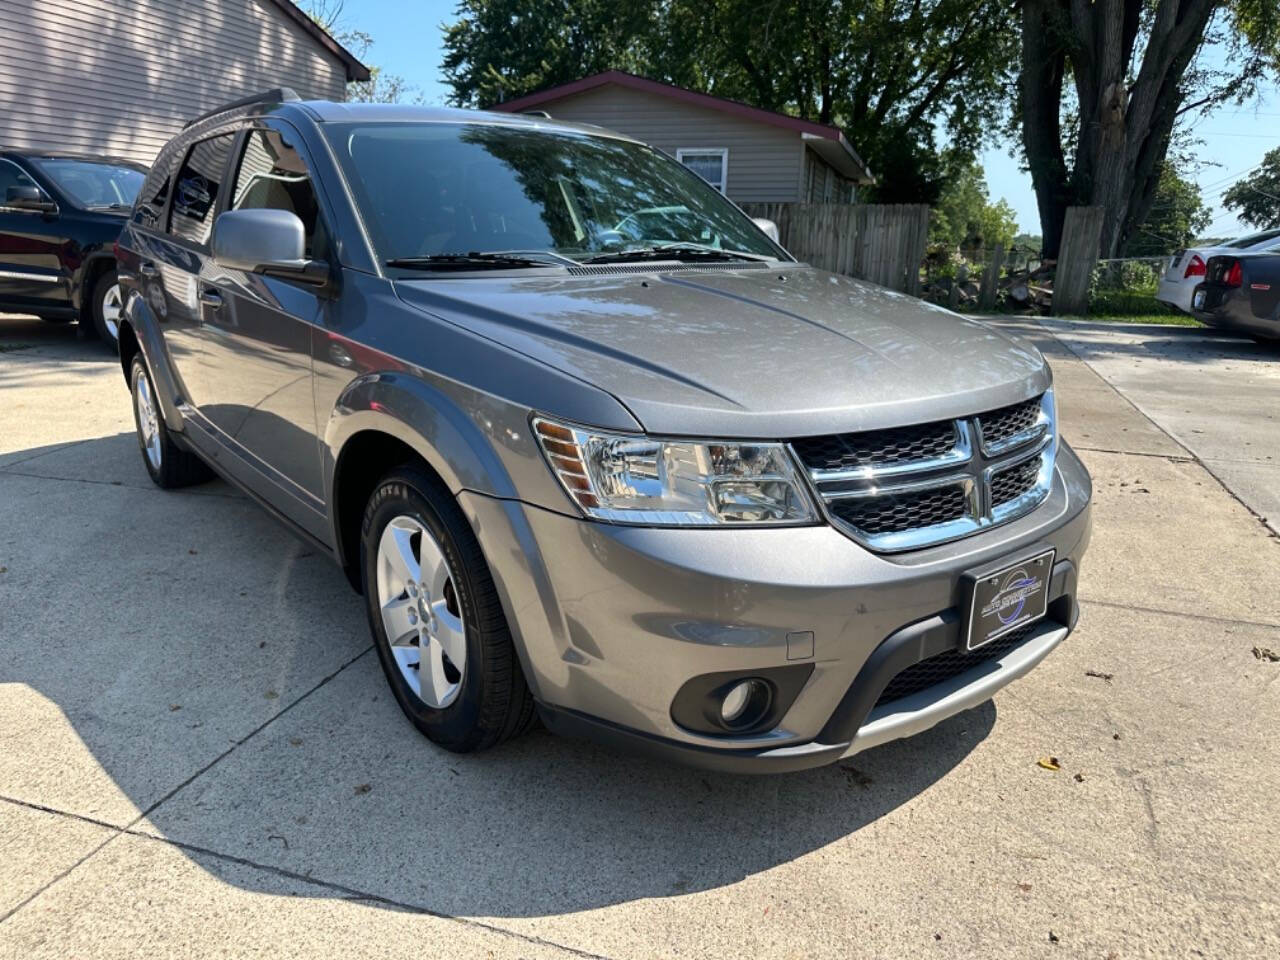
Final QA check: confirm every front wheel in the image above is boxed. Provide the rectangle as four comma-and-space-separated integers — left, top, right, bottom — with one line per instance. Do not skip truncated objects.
361, 466, 536, 752
129, 355, 213, 488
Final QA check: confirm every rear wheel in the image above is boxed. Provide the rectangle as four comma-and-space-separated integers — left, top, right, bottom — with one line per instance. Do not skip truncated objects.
129, 355, 213, 488
361, 465, 535, 752
91, 269, 123, 349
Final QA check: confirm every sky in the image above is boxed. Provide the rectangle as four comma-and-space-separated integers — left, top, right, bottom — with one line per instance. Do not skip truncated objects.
344, 0, 1278, 241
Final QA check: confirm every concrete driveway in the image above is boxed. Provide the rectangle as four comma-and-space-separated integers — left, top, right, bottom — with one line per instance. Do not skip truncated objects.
1, 314, 1277, 959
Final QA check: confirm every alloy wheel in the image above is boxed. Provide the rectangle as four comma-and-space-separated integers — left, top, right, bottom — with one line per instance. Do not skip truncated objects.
134, 369, 162, 470
101, 283, 123, 340
376, 515, 466, 708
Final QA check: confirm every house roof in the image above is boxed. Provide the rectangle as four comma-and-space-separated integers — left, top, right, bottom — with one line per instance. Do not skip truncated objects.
493, 70, 873, 183
266, 0, 371, 82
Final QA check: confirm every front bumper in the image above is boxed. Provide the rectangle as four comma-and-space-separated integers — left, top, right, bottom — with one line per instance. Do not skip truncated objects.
459, 441, 1092, 773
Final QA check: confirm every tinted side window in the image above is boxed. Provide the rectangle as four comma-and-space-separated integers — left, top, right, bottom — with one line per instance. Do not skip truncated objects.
133, 145, 179, 228
168, 133, 236, 245
232, 129, 328, 259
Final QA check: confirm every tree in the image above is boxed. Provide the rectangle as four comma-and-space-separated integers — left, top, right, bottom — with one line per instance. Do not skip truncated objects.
304, 1, 418, 103
1019, 0, 1280, 259
441, 0, 1020, 203
929, 160, 1019, 255
1222, 147, 1280, 228
1128, 163, 1212, 255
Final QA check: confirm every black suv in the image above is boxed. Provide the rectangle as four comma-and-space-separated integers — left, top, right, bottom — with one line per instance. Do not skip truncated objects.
0, 149, 147, 348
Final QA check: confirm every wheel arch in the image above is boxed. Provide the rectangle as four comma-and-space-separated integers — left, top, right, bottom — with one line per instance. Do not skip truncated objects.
325, 373, 521, 592
74, 252, 118, 319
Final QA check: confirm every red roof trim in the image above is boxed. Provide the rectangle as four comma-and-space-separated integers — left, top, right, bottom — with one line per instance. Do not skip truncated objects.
267, 0, 371, 82
493, 71, 843, 142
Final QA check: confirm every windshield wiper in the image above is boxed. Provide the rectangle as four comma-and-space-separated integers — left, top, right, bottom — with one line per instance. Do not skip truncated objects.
386, 252, 551, 271
583, 244, 769, 265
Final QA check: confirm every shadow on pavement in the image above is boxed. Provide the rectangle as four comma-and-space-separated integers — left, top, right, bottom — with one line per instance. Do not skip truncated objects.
0, 429, 995, 918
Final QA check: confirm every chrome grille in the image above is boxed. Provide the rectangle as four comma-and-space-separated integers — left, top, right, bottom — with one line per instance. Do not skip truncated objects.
991, 456, 1041, 507
829, 484, 968, 535
976, 397, 1048, 456
792, 391, 1056, 552
792, 421, 958, 472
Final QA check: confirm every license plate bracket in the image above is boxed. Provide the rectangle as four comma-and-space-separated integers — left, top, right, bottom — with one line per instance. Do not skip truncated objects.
960, 548, 1056, 652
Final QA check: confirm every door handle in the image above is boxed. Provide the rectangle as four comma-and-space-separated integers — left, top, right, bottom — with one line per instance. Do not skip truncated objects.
198, 288, 223, 308
139, 261, 159, 279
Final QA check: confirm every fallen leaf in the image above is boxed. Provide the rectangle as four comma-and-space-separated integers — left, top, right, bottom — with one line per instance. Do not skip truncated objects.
934, 933, 942, 941
168, 704, 181, 712
188, 549, 198, 555
1085, 670, 1114, 683
264, 689, 279, 700
1113, 732, 1122, 741
354, 783, 372, 795
1048, 931, 1060, 944
1073, 772, 1085, 783
1037, 757, 1061, 771
1016, 882, 1032, 893
1252, 646, 1279, 663
288, 737, 303, 747
0, 566, 7, 574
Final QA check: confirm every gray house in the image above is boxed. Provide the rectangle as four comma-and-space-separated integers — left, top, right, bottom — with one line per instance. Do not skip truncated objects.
493, 71, 874, 204
0, 0, 367, 165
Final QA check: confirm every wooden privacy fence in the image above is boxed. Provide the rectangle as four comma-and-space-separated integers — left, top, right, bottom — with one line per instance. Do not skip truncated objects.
740, 203, 930, 294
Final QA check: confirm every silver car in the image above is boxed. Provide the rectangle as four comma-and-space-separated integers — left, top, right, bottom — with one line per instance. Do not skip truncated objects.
114, 92, 1091, 772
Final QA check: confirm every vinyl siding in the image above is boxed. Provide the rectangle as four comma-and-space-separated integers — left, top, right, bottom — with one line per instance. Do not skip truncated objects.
534, 85, 804, 204
0, 0, 348, 166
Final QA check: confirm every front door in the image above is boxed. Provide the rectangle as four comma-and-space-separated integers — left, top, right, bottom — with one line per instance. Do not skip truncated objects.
0, 158, 73, 317
190, 122, 330, 540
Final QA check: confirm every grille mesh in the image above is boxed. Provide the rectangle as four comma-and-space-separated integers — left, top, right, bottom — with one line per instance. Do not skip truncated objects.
829, 484, 967, 535
991, 457, 1042, 507
792, 421, 957, 472
978, 398, 1041, 448
874, 621, 1039, 707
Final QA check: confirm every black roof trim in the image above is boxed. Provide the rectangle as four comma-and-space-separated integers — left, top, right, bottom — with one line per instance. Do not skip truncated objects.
183, 88, 301, 130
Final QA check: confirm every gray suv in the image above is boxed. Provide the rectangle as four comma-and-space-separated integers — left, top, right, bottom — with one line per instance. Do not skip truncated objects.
115, 90, 1091, 772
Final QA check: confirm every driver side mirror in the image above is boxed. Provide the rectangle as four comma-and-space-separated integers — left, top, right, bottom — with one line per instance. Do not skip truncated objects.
752, 217, 780, 244
211, 208, 329, 287
6, 184, 57, 214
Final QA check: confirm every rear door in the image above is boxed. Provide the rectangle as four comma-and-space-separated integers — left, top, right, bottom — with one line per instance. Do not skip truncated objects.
0, 158, 74, 316
148, 131, 239, 423
183, 120, 330, 538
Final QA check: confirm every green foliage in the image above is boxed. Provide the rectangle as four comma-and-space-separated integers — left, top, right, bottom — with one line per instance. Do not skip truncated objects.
1222, 147, 1280, 229
929, 160, 1018, 255
440, 0, 1020, 205
1128, 164, 1212, 256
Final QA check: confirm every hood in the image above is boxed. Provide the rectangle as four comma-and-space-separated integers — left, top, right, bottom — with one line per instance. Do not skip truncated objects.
394, 265, 1050, 438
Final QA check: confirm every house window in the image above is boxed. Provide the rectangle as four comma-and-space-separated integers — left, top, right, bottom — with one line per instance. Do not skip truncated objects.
676, 148, 728, 194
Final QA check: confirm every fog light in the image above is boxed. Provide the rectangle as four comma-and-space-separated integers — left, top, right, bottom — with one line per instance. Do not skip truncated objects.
721, 681, 754, 723
720, 678, 771, 728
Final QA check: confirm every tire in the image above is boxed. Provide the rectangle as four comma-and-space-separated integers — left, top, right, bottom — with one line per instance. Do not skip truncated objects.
361, 465, 536, 753
129, 354, 213, 488
90, 269, 123, 349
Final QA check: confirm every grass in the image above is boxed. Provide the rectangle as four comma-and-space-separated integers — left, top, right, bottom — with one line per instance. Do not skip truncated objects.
1067, 312, 1203, 327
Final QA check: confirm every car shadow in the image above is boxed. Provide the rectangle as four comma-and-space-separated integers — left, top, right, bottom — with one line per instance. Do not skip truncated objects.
0, 428, 995, 918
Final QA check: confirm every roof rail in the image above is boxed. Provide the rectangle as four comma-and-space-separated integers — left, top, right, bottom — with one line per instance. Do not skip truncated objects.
520, 109, 552, 119
183, 88, 301, 129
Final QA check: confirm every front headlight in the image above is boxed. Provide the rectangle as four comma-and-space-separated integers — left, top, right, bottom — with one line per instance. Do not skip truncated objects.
532, 417, 818, 526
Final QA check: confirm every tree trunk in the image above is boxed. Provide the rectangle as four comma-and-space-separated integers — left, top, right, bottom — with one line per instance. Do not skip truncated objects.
1019, 0, 1072, 257
1021, 0, 1218, 259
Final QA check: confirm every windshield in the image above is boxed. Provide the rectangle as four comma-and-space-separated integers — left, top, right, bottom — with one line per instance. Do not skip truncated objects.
30, 158, 145, 209
324, 122, 786, 267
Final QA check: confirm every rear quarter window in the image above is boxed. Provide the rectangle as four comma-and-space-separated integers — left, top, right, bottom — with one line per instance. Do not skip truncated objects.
167, 133, 236, 246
